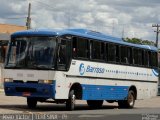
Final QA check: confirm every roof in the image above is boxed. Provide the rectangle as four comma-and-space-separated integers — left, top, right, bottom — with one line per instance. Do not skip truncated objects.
0, 33, 10, 40
0, 23, 26, 34
11, 28, 158, 51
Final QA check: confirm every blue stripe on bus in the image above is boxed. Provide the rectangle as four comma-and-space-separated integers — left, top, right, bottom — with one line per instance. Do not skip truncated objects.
81, 84, 129, 100
4, 81, 56, 98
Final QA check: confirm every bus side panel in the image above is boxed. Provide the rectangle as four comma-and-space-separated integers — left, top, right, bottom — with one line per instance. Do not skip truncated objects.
54, 71, 69, 99
81, 84, 129, 100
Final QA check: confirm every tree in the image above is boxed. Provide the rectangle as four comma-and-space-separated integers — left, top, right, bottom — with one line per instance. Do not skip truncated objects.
124, 37, 155, 46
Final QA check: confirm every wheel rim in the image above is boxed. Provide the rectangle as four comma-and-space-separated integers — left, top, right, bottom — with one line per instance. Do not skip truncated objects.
72, 95, 75, 102
128, 93, 134, 106
71, 94, 75, 108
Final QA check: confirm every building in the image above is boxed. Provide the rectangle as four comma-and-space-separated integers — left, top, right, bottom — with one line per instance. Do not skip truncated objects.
0, 24, 26, 88
0, 23, 26, 34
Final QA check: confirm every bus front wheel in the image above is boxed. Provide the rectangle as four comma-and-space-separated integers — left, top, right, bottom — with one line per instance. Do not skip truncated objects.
118, 90, 135, 108
27, 97, 37, 109
87, 100, 103, 109
66, 90, 76, 111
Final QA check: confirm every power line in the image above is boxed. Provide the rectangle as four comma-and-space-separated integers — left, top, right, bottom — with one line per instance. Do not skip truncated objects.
3, 17, 26, 19
32, 0, 57, 11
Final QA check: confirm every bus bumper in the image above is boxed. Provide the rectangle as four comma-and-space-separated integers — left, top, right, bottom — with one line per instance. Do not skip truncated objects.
4, 81, 56, 98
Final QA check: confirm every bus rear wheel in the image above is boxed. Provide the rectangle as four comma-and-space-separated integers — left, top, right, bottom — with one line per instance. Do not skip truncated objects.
27, 97, 37, 109
66, 90, 76, 111
87, 100, 103, 109
118, 90, 135, 108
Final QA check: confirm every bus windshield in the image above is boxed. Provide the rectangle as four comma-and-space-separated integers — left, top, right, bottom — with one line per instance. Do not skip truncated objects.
5, 36, 57, 69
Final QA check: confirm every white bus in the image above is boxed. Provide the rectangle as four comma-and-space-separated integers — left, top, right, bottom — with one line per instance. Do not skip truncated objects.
4, 29, 158, 110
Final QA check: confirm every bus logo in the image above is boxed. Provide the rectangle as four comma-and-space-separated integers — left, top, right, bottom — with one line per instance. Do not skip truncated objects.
79, 63, 85, 75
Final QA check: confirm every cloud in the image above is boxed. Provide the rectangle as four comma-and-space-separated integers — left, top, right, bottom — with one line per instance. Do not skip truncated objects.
0, 0, 159, 41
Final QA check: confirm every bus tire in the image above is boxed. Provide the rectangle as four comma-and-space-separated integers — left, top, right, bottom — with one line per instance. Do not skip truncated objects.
66, 90, 76, 111
87, 100, 103, 109
27, 97, 37, 109
118, 90, 135, 108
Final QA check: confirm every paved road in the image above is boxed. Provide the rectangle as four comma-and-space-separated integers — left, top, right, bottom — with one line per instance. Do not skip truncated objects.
0, 93, 160, 120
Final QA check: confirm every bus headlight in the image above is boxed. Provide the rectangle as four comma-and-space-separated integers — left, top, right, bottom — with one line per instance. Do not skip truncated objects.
4, 78, 13, 82
38, 80, 53, 84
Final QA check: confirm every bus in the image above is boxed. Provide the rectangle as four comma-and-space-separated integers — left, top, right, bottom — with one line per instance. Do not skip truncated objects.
4, 28, 158, 110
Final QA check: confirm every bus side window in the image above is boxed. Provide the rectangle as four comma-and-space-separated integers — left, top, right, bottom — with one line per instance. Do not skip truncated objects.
105, 43, 108, 61
144, 50, 149, 67
133, 48, 138, 65
127, 47, 133, 64
91, 41, 104, 60
148, 51, 152, 67
77, 37, 89, 59
151, 52, 158, 68
121, 46, 128, 64
58, 40, 66, 65
57, 37, 72, 71
108, 43, 116, 62
72, 37, 77, 58
116, 45, 120, 63
138, 49, 142, 65
141, 50, 145, 66
100, 42, 105, 60
148, 51, 158, 68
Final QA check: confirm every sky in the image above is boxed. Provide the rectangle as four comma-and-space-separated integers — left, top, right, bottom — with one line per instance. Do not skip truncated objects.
0, 0, 160, 43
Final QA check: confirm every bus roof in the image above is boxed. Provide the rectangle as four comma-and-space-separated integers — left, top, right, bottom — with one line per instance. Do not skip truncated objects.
11, 28, 157, 51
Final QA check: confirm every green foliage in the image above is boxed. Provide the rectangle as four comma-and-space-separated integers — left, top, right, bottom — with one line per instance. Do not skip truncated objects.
124, 37, 155, 46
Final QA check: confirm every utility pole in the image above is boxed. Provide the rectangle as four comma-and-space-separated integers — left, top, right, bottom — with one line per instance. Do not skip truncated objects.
26, 3, 31, 30
152, 24, 160, 48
